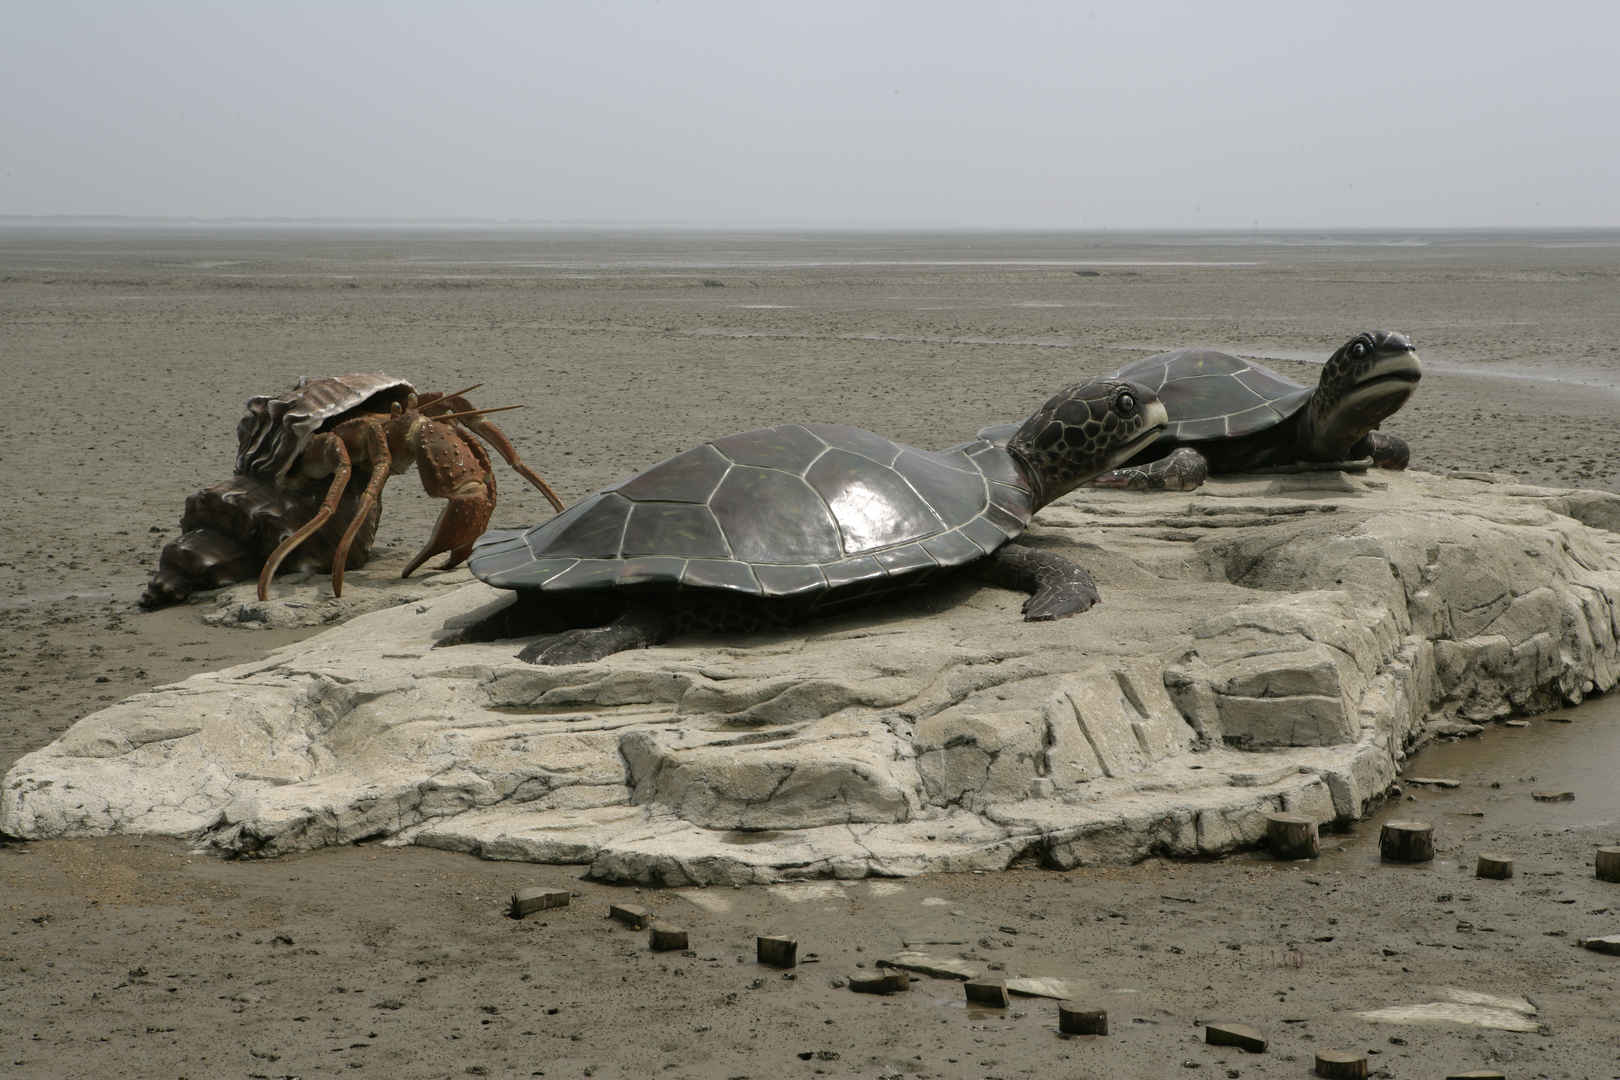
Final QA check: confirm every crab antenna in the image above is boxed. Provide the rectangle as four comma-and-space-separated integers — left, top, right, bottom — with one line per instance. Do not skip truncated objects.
428, 404, 526, 423
425, 383, 483, 405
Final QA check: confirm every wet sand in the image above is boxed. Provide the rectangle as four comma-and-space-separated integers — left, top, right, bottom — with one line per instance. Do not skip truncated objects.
2, 227, 1618, 1077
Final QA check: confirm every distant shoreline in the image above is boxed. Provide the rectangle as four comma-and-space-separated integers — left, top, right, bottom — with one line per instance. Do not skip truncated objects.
3, 215, 1620, 238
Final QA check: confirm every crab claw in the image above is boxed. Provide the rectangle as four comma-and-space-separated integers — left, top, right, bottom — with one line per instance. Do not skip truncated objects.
422, 393, 565, 513
400, 416, 496, 577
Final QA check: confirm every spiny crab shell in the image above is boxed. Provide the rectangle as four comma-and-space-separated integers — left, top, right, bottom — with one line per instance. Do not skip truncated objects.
235, 373, 416, 481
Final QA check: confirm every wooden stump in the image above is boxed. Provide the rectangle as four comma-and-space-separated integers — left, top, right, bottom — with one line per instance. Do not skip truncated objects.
1314, 1050, 1368, 1078
508, 888, 569, 918
608, 903, 652, 929
649, 926, 688, 951
1266, 813, 1320, 860
964, 980, 1009, 1007
1057, 1003, 1108, 1035
1475, 852, 1514, 879
1597, 846, 1620, 883
1380, 820, 1434, 863
757, 935, 798, 968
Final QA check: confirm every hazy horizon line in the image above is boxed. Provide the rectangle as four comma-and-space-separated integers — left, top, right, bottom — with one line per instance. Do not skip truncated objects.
4, 214, 1619, 234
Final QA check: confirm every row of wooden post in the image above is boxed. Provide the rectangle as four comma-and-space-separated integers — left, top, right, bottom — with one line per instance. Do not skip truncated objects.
1267, 814, 1620, 881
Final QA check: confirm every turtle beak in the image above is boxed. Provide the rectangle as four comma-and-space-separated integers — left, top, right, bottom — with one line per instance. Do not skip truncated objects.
1110, 398, 1170, 467
1141, 397, 1170, 436
1367, 345, 1421, 384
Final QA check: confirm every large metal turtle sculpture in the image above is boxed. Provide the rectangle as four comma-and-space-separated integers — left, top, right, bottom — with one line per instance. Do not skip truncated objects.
462, 378, 1168, 665
977, 330, 1421, 491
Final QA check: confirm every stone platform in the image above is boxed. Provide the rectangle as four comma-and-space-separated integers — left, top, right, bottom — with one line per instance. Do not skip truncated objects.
5, 470, 1618, 884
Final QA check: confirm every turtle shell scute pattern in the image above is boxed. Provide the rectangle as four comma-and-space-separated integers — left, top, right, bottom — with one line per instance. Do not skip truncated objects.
470, 423, 1035, 599
235, 373, 416, 480
1115, 349, 1312, 443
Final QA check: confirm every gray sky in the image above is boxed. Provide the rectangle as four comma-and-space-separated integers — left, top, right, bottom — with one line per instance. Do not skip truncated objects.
3, 0, 1616, 228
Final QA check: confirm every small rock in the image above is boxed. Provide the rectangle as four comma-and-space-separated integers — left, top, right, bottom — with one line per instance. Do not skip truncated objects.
1531, 791, 1575, 802
876, 951, 977, 980
1579, 934, 1620, 955
1405, 777, 1461, 789
848, 971, 908, 995
1205, 1022, 1267, 1053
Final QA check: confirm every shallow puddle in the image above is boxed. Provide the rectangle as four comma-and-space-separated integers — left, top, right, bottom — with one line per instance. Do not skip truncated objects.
1388, 694, 1620, 830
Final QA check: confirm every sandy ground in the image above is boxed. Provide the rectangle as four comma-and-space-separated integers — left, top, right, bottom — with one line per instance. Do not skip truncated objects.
2, 228, 1619, 1078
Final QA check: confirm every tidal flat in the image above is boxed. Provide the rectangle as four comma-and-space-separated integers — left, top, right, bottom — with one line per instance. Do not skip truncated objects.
2, 226, 1617, 1078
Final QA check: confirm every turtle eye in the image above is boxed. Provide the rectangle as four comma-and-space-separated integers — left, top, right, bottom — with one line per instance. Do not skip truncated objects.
1349, 341, 1368, 359
1115, 391, 1136, 415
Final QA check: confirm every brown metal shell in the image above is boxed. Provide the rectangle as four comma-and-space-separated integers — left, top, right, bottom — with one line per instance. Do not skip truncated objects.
234, 373, 415, 479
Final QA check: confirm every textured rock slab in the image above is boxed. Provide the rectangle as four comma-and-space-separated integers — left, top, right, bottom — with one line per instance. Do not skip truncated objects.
5, 472, 1619, 884
1356, 987, 1541, 1032
202, 565, 476, 630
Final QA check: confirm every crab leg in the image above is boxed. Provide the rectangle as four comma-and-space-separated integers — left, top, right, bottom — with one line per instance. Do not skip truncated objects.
257, 433, 353, 600
429, 396, 565, 513
329, 420, 393, 598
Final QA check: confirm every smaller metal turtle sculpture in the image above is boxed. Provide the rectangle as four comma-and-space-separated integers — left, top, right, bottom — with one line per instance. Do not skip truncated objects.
978, 331, 1421, 491
460, 378, 1167, 665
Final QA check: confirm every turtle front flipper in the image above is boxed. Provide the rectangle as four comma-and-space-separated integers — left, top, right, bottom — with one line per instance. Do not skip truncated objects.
1354, 431, 1411, 471
1092, 447, 1209, 492
972, 542, 1101, 621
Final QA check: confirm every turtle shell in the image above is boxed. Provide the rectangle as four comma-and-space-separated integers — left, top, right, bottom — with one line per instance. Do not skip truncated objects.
470, 423, 1034, 598
235, 373, 416, 480
1114, 349, 1312, 446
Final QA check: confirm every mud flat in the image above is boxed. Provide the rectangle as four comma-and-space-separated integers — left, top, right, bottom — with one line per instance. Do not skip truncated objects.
4, 227, 1620, 1077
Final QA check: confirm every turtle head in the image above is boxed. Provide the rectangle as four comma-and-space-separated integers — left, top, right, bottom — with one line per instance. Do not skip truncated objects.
1006, 379, 1169, 510
1302, 330, 1421, 460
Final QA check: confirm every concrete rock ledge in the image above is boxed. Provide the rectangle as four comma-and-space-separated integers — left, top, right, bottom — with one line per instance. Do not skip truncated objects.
5, 471, 1618, 884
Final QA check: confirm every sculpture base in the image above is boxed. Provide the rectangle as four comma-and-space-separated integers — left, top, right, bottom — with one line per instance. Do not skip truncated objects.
5, 470, 1618, 885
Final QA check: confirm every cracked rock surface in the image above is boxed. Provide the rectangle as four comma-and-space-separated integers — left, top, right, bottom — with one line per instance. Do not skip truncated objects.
5, 470, 1618, 884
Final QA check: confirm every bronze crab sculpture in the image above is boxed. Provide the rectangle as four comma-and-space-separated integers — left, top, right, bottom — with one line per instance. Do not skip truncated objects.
140, 374, 564, 609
